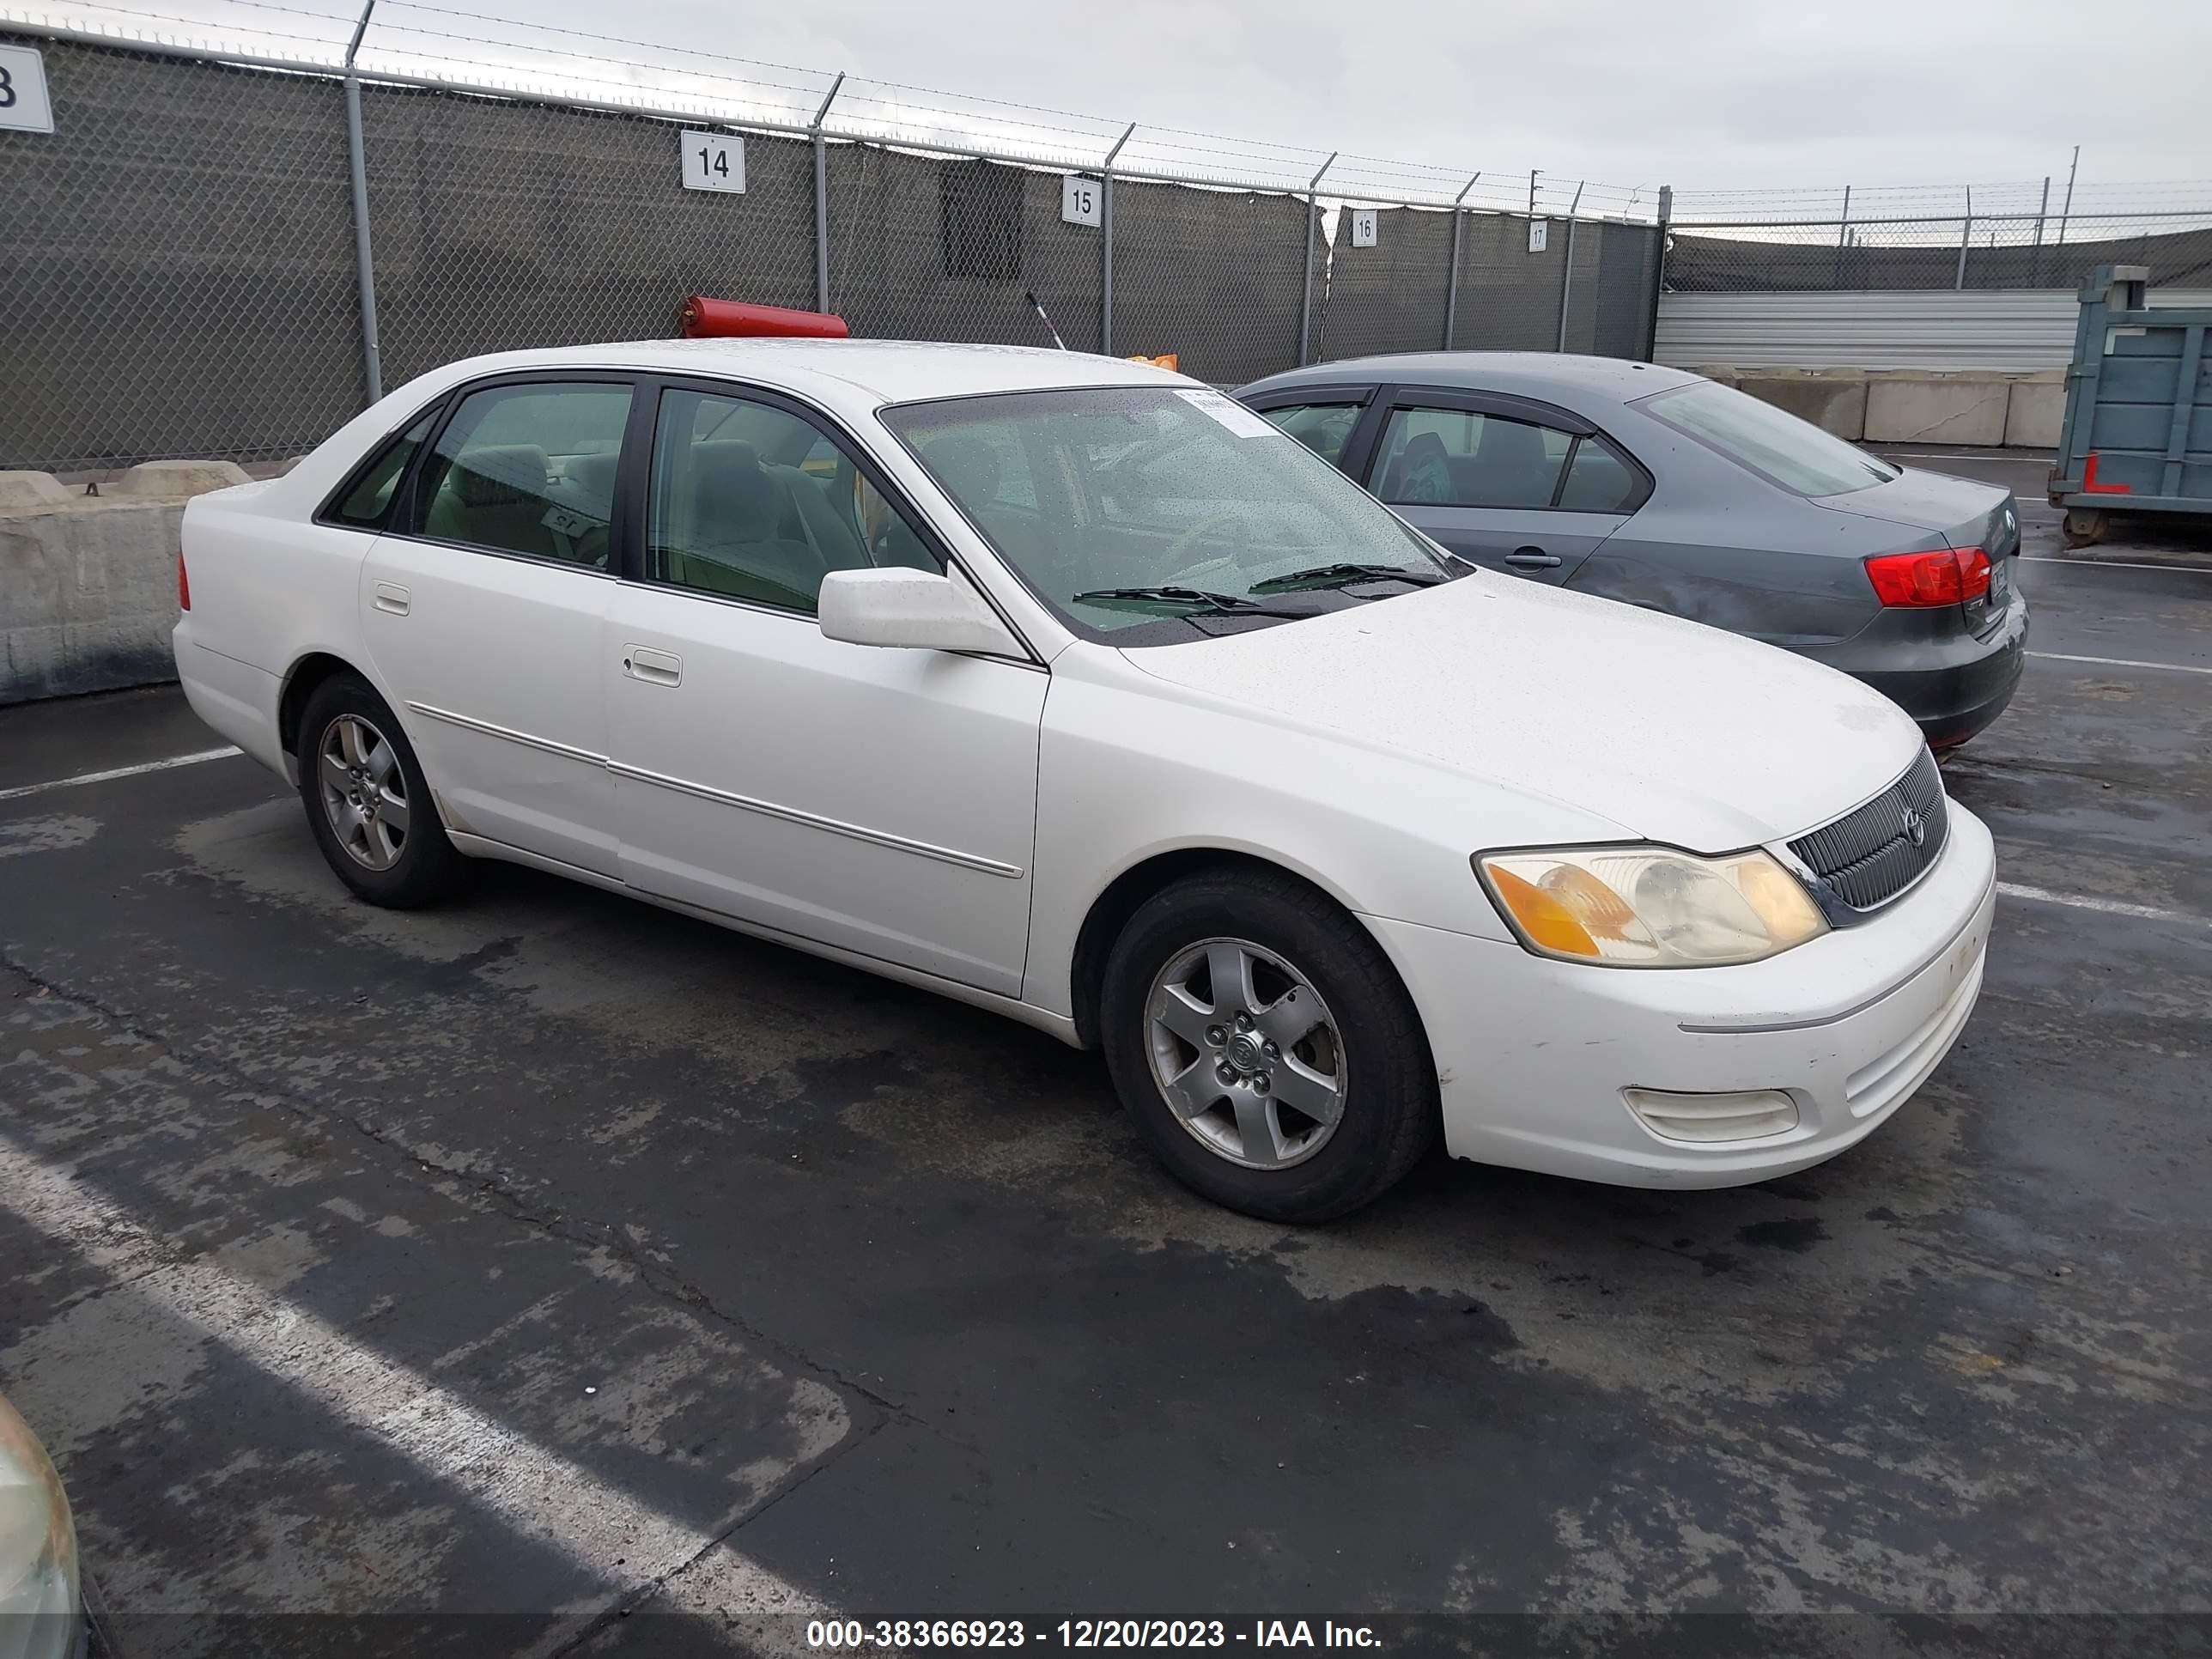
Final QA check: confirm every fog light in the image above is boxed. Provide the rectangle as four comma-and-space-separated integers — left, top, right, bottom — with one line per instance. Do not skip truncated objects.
1623, 1087, 1800, 1143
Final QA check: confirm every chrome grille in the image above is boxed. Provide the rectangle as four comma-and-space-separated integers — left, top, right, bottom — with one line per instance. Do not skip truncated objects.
1789, 749, 1948, 915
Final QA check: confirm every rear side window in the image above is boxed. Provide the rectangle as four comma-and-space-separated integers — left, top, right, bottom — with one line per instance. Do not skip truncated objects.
407, 382, 634, 568
1639, 380, 1898, 496
325, 413, 434, 529
1555, 440, 1641, 512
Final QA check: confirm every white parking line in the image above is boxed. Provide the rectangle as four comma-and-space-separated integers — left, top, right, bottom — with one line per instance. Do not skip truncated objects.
0, 1133, 833, 1653
2028, 650, 2212, 677
0, 746, 241, 802
2021, 556, 2212, 575
1997, 882, 2207, 927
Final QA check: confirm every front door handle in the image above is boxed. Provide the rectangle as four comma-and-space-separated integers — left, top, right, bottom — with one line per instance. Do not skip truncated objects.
622, 644, 683, 688
372, 581, 411, 616
1504, 547, 1561, 569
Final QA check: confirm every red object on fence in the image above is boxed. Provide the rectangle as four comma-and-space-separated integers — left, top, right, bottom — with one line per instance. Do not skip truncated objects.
679, 296, 850, 339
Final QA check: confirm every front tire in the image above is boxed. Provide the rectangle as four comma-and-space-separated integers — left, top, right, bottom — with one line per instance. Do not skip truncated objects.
1100, 867, 1437, 1222
295, 673, 467, 908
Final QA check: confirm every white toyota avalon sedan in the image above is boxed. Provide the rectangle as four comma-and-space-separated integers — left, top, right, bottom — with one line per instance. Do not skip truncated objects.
173, 340, 1995, 1221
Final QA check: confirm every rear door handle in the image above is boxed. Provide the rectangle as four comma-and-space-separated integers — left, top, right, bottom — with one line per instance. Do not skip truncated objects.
622, 645, 683, 688
1504, 547, 1561, 569
372, 581, 411, 616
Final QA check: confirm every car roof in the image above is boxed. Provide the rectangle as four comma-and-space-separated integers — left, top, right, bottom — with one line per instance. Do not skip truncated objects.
1239, 351, 1704, 404
427, 338, 1185, 406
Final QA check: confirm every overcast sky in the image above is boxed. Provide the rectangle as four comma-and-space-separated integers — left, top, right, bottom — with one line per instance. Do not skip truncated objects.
51, 0, 2212, 207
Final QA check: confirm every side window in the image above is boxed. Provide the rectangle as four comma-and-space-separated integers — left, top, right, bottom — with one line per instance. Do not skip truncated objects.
1557, 439, 1641, 513
409, 382, 634, 568
326, 412, 434, 530
1373, 405, 1571, 509
1258, 402, 1363, 466
647, 388, 939, 613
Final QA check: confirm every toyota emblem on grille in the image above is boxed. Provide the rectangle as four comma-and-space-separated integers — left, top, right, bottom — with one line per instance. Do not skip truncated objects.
1902, 806, 1928, 848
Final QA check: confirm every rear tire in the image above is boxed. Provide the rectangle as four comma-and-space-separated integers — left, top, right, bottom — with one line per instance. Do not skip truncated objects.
295, 672, 468, 908
1100, 867, 1437, 1222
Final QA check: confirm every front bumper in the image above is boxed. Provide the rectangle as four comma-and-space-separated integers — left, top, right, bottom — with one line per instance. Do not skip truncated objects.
1366, 803, 1996, 1188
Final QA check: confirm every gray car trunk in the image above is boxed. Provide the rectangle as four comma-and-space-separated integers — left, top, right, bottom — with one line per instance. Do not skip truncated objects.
1810, 466, 2018, 635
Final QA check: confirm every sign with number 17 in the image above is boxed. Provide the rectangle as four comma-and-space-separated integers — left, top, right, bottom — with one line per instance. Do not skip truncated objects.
681, 131, 746, 193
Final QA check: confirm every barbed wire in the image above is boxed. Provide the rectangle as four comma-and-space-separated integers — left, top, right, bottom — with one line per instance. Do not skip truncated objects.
9, 0, 2210, 225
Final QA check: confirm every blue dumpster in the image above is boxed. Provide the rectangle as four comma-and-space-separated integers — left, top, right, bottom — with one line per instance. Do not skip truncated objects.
2048, 264, 2212, 546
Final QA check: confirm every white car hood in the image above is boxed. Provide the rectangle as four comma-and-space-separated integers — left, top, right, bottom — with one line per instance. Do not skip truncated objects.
1122, 570, 1923, 851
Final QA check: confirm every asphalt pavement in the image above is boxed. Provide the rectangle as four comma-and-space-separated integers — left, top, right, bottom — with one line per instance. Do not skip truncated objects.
1, 453, 2207, 1656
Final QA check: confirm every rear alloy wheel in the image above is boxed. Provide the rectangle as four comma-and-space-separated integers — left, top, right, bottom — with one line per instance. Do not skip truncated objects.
1102, 868, 1437, 1222
317, 713, 411, 873
295, 672, 467, 908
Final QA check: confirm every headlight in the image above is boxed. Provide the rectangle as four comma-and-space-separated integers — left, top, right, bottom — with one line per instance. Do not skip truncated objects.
1475, 844, 1827, 968
0, 1394, 82, 1659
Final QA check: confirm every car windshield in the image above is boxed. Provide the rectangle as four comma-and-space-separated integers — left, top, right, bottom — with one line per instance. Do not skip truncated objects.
1638, 379, 1900, 496
879, 385, 1451, 638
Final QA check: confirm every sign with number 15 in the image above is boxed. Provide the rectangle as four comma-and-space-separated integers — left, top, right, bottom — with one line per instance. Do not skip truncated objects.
680, 131, 746, 193
1061, 174, 1103, 228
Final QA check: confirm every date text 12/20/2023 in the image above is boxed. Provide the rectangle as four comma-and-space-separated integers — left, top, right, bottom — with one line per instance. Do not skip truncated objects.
806, 1619, 1384, 1649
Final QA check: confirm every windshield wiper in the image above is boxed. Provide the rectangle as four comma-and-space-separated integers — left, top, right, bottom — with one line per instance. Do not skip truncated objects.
1071, 585, 1262, 613
1247, 562, 1452, 594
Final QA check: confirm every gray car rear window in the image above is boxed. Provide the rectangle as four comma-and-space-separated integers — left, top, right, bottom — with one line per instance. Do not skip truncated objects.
1637, 380, 1898, 496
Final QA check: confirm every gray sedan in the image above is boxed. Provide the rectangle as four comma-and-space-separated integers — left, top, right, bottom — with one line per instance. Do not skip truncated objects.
1236, 354, 2027, 748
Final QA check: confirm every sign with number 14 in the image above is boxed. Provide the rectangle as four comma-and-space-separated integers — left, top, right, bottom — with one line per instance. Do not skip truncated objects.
681, 131, 746, 193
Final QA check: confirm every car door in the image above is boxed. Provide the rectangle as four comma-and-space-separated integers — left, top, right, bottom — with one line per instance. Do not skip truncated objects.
361, 374, 635, 877
605, 379, 1047, 997
1358, 389, 1648, 586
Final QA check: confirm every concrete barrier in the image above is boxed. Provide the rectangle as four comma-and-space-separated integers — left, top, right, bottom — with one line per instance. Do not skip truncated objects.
1, 460, 250, 705
2003, 371, 2067, 448
1686, 366, 2057, 452
1863, 371, 2012, 446
1730, 370, 1869, 440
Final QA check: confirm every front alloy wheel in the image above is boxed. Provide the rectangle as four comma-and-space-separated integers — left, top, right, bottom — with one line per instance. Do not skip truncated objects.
1100, 867, 1437, 1222
316, 712, 411, 872
1146, 937, 1345, 1170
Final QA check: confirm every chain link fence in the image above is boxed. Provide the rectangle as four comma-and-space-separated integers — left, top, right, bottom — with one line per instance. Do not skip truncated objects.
829, 148, 1103, 352
0, 36, 366, 472
1668, 214, 2212, 293
1, 25, 1670, 475
1112, 179, 1321, 384
363, 85, 818, 386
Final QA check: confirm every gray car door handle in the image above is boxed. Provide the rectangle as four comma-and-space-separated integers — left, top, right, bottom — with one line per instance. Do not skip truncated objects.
372, 581, 411, 616
1504, 547, 1561, 569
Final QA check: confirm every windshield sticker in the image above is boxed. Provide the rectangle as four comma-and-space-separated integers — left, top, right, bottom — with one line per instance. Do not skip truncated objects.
1176, 388, 1281, 441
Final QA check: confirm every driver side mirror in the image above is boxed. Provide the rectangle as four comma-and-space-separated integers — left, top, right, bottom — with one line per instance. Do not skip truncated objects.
817, 567, 1023, 657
